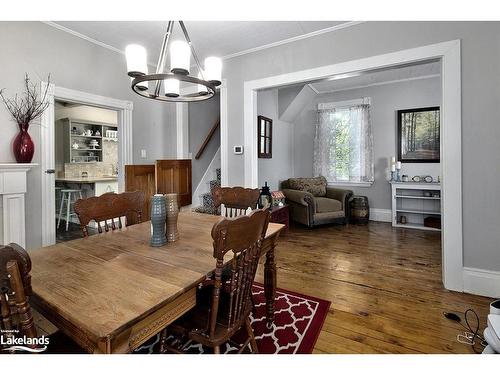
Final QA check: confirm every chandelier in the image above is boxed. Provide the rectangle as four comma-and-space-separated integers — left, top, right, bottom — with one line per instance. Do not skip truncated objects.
125, 21, 222, 102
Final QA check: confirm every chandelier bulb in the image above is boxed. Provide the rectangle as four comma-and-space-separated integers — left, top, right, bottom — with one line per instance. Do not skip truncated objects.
125, 44, 148, 77
170, 40, 191, 75
164, 78, 180, 97
204, 56, 222, 86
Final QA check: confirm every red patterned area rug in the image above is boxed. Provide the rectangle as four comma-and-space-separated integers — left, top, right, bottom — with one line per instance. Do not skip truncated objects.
134, 283, 330, 354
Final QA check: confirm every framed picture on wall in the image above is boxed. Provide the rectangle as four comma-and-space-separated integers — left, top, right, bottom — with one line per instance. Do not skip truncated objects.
258, 115, 273, 158
397, 106, 440, 163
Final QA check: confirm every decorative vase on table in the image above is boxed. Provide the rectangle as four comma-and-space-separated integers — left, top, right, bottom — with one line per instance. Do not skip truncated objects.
150, 194, 167, 247
13, 122, 35, 163
165, 193, 179, 242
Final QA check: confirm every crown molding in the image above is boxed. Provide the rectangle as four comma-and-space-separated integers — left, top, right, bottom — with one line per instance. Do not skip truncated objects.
42, 21, 158, 67
221, 21, 365, 61
42, 21, 366, 66
42, 21, 124, 55
312, 73, 440, 94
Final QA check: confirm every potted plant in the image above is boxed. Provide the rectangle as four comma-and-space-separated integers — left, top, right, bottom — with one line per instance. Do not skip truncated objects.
0, 74, 50, 163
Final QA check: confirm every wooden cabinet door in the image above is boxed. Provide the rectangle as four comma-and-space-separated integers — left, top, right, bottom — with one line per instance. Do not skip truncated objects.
125, 165, 156, 221
155, 160, 192, 207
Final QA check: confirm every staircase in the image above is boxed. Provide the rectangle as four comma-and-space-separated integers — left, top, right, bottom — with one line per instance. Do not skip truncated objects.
193, 168, 221, 215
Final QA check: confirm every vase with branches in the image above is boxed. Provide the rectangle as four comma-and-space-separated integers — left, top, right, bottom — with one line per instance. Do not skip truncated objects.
0, 74, 50, 163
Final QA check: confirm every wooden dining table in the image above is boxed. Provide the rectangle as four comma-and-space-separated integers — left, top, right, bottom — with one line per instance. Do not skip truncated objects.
28, 211, 284, 354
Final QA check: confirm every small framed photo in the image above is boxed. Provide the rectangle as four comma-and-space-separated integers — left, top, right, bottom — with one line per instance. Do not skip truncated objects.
397, 107, 440, 163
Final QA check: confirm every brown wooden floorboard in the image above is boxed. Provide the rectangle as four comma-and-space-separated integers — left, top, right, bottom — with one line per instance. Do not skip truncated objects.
255, 221, 493, 354
35, 220, 492, 354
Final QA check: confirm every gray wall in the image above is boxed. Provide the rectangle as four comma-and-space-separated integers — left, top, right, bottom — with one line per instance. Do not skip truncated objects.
257, 89, 294, 190
290, 77, 441, 210
223, 21, 500, 272
189, 94, 220, 189
0, 22, 177, 250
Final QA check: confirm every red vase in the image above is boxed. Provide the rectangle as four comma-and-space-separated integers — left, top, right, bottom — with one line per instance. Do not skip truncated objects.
13, 123, 34, 163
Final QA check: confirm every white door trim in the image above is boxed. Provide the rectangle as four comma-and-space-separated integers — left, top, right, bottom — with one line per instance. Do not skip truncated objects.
240, 40, 463, 292
175, 103, 189, 159
219, 79, 229, 186
40, 84, 133, 246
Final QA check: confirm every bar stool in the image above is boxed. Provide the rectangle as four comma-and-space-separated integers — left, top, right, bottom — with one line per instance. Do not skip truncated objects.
57, 189, 83, 231
55, 187, 62, 218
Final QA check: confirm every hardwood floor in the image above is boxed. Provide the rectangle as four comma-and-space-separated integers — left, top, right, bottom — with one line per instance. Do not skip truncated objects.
255, 221, 493, 354
35, 219, 492, 353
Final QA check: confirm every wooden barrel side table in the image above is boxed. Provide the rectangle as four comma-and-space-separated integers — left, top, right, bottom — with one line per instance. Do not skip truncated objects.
349, 195, 369, 224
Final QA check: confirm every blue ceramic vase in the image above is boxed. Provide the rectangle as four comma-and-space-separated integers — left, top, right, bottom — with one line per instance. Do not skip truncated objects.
150, 194, 167, 247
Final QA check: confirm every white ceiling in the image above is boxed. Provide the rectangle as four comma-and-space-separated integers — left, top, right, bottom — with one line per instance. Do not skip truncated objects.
52, 21, 349, 65
308, 60, 441, 93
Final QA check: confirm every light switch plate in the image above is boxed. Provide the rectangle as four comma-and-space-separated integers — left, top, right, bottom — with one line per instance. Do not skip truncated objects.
140, 149, 147, 158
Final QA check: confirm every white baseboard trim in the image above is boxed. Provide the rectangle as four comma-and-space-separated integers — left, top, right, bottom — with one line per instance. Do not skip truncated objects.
369, 208, 392, 222
463, 267, 500, 298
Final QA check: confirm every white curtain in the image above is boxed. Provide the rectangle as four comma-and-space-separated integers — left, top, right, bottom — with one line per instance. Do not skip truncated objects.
313, 104, 374, 183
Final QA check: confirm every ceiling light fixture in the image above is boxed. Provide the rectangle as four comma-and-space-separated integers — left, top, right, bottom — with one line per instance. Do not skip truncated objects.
125, 21, 222, 103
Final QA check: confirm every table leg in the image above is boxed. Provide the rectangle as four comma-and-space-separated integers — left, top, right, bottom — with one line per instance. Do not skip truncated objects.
264, 243, 277, 326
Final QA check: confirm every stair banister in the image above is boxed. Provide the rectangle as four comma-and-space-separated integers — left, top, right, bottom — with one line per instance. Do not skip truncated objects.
195, 118, 220, 160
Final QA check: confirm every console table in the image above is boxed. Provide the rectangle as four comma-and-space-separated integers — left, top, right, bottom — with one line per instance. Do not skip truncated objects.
390, 181, 441, 231
0, 163, 37, 247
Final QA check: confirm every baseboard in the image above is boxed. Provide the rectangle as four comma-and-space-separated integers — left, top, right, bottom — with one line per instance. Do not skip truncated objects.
463, 267, 500, 298
369, 208, 391, 222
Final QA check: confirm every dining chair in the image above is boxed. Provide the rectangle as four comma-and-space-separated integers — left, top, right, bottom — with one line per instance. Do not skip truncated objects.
212, 186, 260, 217
0, 243, 83, 353
159, 208, 270, 354
74, 191, 145, 237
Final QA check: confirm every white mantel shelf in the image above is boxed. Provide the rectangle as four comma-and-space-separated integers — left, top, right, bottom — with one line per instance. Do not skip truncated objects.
0, 163, 38, 169
0, 163, 38, 248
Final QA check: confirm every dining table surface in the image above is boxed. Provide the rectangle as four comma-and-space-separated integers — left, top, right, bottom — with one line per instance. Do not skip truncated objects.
28, 211, 284, 353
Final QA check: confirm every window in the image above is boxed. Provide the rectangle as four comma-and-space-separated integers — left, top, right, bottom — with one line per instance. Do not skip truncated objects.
257, 115, 272, 158
313, 99, 374, 185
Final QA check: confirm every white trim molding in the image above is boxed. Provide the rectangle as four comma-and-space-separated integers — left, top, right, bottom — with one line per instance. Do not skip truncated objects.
242, 40, 463, 293
328, 181, 373, 188
314, 74, 440, 95
176, 103, 189, 159
220, 79, 229, 187
369, 208, 392, 223
43, 21, 365, 66
463, 267, 500, 298
222, 22, 365, 61
318, 97, 371, 110
0, 163, 37, 249
40, 84, 133, 246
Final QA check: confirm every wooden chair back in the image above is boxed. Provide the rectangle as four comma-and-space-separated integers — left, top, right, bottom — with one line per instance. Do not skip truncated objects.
0, 243, 38, 349
74, 191, 145, 236
207, 209, 270, 338
212, 186, 260, 217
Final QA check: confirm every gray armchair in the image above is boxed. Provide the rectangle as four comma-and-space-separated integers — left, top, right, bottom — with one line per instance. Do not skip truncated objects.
281, 177, 353, 228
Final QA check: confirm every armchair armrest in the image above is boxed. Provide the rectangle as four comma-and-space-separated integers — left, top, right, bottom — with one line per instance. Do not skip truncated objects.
282, 189, 315, 209
326, 187, 353, 210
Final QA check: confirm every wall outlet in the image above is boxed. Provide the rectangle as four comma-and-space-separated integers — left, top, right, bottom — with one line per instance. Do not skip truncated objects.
140, 149, 147, 158
233, 145, 244, 154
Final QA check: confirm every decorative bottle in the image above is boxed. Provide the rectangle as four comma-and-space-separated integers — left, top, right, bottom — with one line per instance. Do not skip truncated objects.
165, 193, 179, 242
150, 194, 167, 247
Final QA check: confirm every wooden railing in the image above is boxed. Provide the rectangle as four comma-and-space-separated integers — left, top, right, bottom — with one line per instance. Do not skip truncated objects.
195, 118, 220, 160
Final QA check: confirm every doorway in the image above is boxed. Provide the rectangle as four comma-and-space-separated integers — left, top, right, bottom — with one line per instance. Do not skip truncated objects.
221, 40, 463, 292
53, 101, 120, 242
40, 85, 133, 246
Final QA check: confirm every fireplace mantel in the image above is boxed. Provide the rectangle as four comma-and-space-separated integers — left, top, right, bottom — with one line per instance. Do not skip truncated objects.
0, 163, 37, 248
